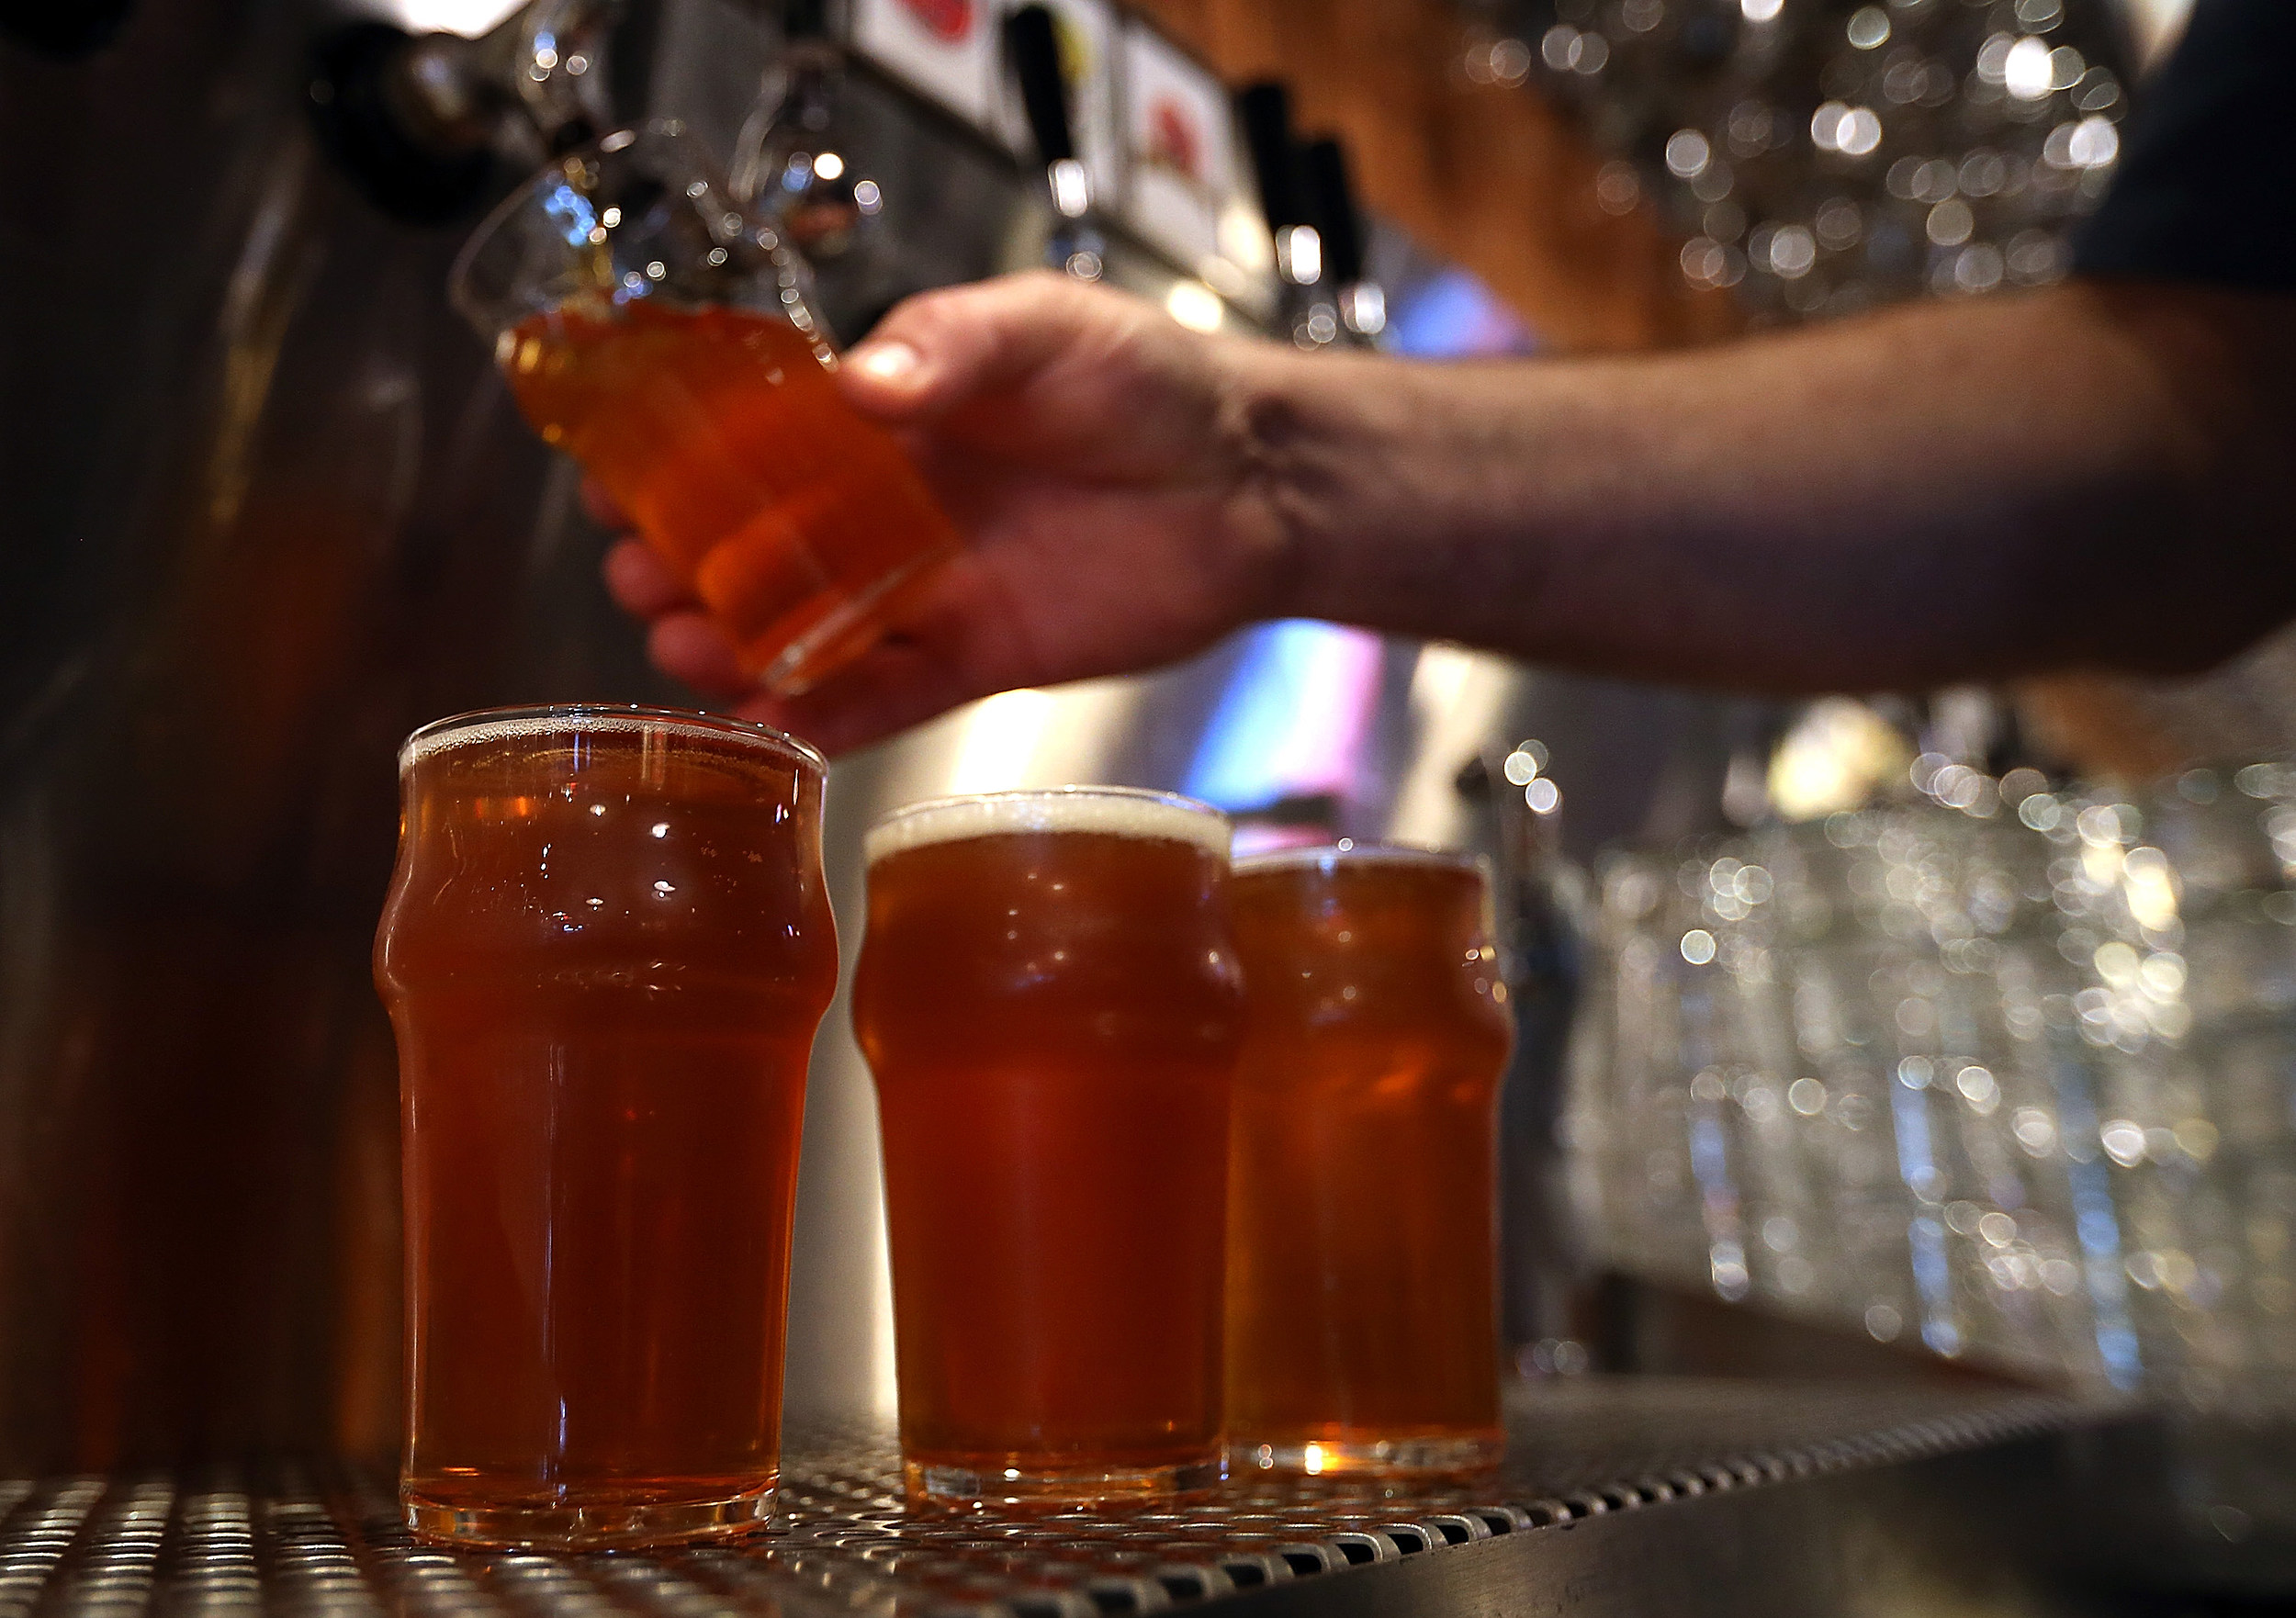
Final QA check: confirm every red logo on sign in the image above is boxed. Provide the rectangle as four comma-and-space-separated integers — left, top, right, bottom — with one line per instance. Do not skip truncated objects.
897, 0, 974, 42
1145, 95, 1202, 183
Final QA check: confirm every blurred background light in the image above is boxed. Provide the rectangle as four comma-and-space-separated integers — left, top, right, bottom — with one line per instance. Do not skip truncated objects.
353, 0, 525, 38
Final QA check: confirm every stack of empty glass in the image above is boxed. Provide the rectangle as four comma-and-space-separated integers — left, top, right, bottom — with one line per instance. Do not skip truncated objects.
2041, 768, 2296, 1413
1567, 756, 2296, 1404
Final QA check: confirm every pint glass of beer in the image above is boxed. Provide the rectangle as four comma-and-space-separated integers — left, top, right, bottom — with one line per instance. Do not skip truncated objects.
374, 705, 838, 1547
1225, 845, 1513, 1475
852, 789, 1244, 1506
450, 123, 960, 695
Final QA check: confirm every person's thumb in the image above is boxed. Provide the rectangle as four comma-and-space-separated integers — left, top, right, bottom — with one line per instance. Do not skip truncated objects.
837, 269, 1120, 425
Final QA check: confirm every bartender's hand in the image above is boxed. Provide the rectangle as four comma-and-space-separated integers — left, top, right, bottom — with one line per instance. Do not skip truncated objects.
601, 271, 1294, 755
608, 271, 2296, 755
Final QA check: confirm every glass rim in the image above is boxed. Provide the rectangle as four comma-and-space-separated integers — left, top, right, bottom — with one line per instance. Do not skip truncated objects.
863, 785, 1231, 866
446, 118, 757, 337
1232, 840, 1490, 879
398, 702, 827, 777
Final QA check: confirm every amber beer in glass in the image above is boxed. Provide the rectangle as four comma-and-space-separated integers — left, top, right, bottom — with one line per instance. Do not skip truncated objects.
1225, 845, 1513, 1475
852, 789, 1243, 1505
374, 705, 838, 1546
450, 123, 959, 695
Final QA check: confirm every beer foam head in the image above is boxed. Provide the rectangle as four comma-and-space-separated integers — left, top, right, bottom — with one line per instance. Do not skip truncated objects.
400, 704, 825, 774
865, 788, 1231, 866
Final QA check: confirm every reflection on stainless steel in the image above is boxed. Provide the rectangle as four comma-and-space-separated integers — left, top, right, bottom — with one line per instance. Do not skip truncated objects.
0, 0, 566, 1466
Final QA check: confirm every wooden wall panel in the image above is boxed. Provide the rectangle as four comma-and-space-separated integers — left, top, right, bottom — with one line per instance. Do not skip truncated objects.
1129, 0, 1740, 354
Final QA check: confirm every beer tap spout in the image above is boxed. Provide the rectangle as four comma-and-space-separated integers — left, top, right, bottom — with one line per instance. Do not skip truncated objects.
491, 0, 620, 158
310, 0, 621, 223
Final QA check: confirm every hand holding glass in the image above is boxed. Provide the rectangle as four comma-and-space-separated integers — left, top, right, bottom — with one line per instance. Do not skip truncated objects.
451, 123, 960, 695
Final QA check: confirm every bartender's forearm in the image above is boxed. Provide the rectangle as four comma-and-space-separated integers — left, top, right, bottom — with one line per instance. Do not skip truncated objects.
646, 272, 2296, 754
1240, 280, 2296, 691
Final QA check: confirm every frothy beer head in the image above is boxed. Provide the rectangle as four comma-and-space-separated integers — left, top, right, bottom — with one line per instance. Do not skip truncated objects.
400, 704, 826, 776
864, 787, 1231, 867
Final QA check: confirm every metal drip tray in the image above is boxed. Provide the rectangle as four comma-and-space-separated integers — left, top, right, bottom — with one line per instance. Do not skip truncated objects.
0, 1380, 2119, 1618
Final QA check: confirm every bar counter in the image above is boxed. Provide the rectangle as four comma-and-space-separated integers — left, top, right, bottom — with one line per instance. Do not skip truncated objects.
0, 1377, 2133, 1618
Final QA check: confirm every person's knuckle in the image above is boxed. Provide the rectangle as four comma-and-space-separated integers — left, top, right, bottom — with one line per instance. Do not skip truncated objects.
1006, 268, 1092, 324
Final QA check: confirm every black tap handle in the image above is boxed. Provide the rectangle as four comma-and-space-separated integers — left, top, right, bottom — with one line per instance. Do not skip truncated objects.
0, 0, 134, 57
1235, 80, 1305, 232
307, 22, 495, 225
1300, 136, 1365, 287
782, 0, 831, 41
1006, 5, 1075, 166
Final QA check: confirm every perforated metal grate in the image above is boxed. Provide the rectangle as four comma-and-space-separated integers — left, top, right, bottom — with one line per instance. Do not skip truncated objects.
0, 1382, 2083, 1617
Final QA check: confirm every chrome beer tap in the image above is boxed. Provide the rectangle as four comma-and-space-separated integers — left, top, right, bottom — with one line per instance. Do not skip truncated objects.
1236, 81, 1345, 351
310, 0, 619, 222
728, 0, 904, 342
1005, 2, 1107, 283
1300, 136, 1386, 348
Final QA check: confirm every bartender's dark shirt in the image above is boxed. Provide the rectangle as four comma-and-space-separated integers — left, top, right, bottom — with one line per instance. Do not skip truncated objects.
2073, 0, 2296, 290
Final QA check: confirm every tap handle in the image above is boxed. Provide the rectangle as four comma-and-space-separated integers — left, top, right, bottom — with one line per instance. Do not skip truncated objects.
1005, 5, 1075, 167
1236, 80, 1305, 233
0, 0, 133, 57
1300, 137, 1365, 289
782, 0, 833, 39
308, 22, 496, 224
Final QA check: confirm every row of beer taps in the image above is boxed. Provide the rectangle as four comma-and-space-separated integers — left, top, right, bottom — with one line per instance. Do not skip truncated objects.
310, 0, 1387, 345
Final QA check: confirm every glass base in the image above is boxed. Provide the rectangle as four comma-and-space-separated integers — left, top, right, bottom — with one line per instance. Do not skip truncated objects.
758, 539, 960, 697
903, 1453, 1224, 1511
1231, 1433, 1505, 1478
403, 1480, 776, 1549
